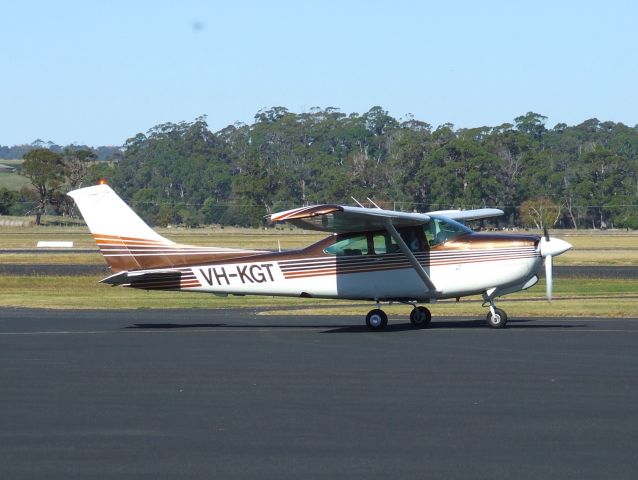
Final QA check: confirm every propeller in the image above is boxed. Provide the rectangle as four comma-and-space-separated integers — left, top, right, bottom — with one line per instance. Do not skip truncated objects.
543, 227, 553, 301
538, 227, 572, 301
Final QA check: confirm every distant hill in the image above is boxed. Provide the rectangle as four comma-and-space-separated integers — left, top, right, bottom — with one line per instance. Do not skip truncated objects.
0, 140, 122, 160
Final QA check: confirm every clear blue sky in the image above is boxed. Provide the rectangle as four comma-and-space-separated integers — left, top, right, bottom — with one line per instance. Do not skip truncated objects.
1, 0, 636, 146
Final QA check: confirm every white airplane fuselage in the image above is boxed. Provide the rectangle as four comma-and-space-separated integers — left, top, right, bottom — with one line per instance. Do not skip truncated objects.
121, 232, 543, 302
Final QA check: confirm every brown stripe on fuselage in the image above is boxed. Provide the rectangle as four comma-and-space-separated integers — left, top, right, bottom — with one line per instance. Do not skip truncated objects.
280, 250, 538, 279
91, 233, 269, 273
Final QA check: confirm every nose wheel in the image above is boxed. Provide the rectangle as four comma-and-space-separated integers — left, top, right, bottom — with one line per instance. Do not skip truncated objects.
486, 307, 508, 328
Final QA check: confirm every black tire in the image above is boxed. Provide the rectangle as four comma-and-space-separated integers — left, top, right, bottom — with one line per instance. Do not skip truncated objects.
486, 307, 508, 329
365, 309, 388, 330
409, 306, 432, 328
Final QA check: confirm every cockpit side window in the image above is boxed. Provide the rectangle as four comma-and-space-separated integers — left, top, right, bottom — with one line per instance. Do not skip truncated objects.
324, 235, 370, 255
425, 217, 472, 246
399, 227, 423, 252
371, 227, 425, 254
372, 232, 399, 254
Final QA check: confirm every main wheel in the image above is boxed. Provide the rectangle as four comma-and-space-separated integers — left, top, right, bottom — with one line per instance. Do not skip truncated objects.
409, 306, 431, 328
365, 309, 388, 330
486, 307, 508, 329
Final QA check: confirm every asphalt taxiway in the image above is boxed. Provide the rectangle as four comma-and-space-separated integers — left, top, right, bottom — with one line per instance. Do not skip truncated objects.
1, 308, 638, 479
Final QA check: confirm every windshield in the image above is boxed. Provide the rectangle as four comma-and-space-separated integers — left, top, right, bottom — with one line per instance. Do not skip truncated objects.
424, 217, 472, 246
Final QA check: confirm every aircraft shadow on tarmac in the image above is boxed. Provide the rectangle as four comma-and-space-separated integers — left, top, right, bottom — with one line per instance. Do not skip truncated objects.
127, 322, 342, 330
126, 319, 583, 333
127, 323, 226, 329
321, 319, 583, 333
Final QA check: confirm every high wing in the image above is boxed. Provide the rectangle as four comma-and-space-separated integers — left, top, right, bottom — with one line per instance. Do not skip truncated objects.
269, 205, 431, 233
427, 208, 504, 222
269, 204, 503, 233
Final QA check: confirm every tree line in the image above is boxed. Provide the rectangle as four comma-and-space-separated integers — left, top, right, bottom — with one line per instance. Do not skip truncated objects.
0, 140, 120, 160
4, 107, 638, 229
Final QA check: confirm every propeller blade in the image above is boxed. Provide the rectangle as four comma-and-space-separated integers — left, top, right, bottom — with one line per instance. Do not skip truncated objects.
543, 226, 550, 241
545, 254, 553, 301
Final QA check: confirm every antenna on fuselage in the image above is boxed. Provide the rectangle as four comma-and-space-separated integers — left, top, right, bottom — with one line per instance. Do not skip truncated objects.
351, 196, 365, 208
366, 197, 381, 209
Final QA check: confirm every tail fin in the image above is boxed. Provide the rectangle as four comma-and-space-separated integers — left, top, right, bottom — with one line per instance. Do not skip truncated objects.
68, 184, 265, 273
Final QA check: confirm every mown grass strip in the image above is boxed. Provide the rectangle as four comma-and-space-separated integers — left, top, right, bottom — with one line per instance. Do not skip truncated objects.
1, 275, 636, 318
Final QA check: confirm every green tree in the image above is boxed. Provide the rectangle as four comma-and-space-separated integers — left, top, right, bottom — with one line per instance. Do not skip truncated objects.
60, 148, 98, 216
519, 197, 562, 229
21, 148, 67, 224
0, 187, 19, 215
514, 112, 548, 140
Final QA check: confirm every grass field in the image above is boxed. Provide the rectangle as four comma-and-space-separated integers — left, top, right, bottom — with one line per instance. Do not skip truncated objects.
0, 172, 30, 190
0, 228, 326, 252
0, 275, 635, 317
1, 224, 636, 315
0, 159, 25, 190
1, 227, 637, 265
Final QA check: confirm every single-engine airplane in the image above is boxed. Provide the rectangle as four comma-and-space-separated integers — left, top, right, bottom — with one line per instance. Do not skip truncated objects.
68, 184, 571, 330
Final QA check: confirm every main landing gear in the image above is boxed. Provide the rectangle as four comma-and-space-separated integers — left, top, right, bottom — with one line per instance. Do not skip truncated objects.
409, 306, 432, 328
365, 309, 388, 330
365, 302, 431, 331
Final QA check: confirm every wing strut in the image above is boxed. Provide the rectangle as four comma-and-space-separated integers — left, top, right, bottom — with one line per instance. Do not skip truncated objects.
383, 219, 438, 294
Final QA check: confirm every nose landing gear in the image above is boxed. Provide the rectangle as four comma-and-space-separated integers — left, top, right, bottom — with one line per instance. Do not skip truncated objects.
483, 289, 508, 328
486, 307, 508, 328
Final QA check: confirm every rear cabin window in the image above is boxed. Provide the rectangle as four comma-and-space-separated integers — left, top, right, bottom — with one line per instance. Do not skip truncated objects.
324, 235, 369, 256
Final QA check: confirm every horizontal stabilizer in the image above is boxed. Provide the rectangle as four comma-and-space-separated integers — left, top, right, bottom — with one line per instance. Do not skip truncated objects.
100, 269, 183, 285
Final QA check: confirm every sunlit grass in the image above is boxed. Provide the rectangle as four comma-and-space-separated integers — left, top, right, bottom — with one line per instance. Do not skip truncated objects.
0, 172, 30, 190
1, 226, 637, 265
0, 275, 636, 318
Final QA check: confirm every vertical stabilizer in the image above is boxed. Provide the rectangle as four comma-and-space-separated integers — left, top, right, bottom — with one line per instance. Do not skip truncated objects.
68, 184, 174, 272
68, 184, 171, 244
68, 184, 266, 273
